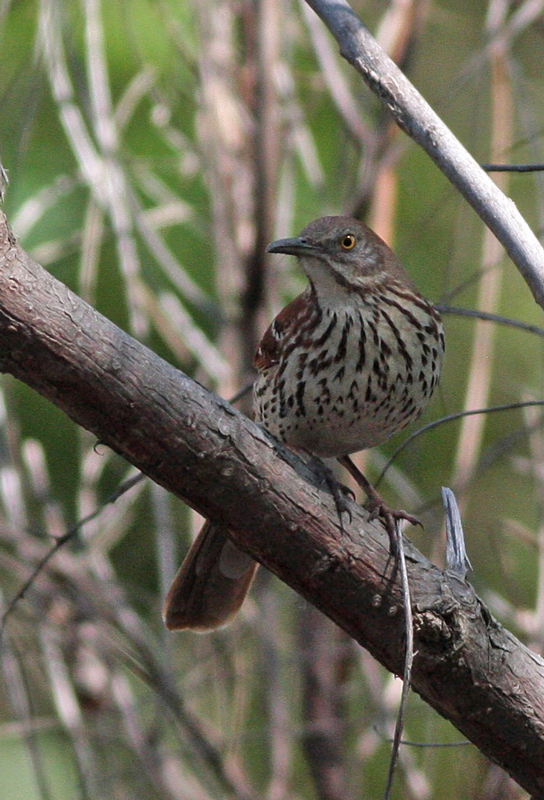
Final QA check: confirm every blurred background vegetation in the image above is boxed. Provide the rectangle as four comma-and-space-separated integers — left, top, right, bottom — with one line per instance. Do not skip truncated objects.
0, 0, 543, 797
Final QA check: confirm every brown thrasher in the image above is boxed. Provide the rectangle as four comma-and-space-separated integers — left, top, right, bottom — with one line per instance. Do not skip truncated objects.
163, 216, 444, 631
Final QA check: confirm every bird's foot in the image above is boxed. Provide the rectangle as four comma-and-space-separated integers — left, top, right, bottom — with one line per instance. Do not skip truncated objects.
365, 496, 421, 528
364, 495, 422, 552
330, 480, 355, 527
337, 455, 422, 553
309, 457, 355, 531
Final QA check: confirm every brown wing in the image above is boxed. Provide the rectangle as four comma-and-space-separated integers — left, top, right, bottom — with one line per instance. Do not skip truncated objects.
254, 291, 310, 372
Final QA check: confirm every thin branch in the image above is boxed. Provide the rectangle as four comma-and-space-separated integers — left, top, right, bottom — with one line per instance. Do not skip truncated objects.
383, 522, 413, 800
483, 163, 544, 172
377, 732, 471, 748
377, 400, 544, 487
437, 304, 544, 339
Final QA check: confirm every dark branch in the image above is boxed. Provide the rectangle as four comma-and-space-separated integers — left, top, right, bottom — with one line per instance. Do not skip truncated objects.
377, 400, 544, 486
436, 304, 544, 339
482, 163, 544, 172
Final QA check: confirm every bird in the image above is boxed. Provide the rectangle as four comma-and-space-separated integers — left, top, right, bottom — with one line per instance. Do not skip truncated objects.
163, 216, 445, 632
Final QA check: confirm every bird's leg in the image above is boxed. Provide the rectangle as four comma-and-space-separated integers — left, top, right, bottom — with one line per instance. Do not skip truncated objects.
337, 455, 422, 551
306, 456, 356, 531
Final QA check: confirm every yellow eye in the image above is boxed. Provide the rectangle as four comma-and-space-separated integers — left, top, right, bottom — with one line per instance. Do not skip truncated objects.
341, 234, 356, 250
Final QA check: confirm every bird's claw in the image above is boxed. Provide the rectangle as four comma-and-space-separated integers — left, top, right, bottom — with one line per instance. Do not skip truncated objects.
338, 483, 356, 502
330, 481, 354, 528
364, 498, 422, 552
308, 456, 354, 531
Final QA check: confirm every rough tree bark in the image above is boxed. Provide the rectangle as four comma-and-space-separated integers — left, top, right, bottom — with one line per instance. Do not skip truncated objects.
0, 212, 543, 796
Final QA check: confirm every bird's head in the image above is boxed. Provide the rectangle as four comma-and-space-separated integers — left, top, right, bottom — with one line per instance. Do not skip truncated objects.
267, 215, 412, 297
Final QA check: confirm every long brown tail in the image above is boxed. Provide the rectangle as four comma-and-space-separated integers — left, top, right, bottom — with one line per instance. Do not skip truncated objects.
162, 521, 258, 632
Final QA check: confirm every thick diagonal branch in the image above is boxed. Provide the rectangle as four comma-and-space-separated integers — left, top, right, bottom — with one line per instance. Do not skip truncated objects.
0, 212, 543, 796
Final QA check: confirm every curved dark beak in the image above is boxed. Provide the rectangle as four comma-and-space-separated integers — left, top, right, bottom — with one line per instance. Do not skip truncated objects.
266, 236, 320, 256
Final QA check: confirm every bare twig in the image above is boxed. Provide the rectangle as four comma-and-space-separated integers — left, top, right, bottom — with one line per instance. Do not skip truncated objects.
436, 305, 544, 339
377, 400, 544, 486
483, 163, 544, 172
383, 522, 413, 800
